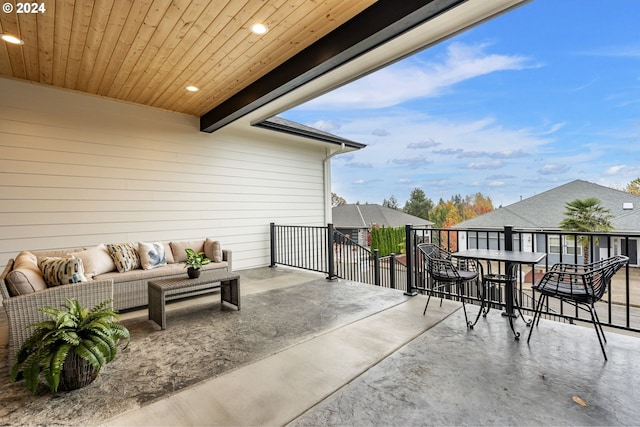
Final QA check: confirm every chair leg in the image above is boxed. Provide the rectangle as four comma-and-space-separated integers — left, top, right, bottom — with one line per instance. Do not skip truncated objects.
482, 283, 493, 317
527, 294, 546, 344
468, 278, 486, 329
423, 293, 432, 316
459, 282, 470, 328
588, 306, 608, 361
512, 285, 533, 327
591, 306, 607, 344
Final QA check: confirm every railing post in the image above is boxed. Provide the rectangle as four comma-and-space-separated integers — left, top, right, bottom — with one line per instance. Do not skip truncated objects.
327, 223, 338, 280
503, 225, 515, 317
404, 224, 417, 296
373, 249, 380, 286
389, 253, 396, 289
504, 225, 513, 251
269, 222, 277, 268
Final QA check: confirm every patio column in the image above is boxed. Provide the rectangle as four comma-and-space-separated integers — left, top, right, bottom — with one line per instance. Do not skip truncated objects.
404, 224, 417, 296
327, 223, 338, 280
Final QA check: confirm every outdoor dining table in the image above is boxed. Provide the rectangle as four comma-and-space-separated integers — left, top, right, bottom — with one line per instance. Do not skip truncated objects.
453, 249, 547, 339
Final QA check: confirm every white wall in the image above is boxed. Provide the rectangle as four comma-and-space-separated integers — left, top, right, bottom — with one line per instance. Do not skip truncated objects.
0, 78, 329, 269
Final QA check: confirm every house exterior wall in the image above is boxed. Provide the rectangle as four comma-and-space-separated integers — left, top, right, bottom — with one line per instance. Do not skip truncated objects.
468, 232, 640, 266
0, 79, 328, 270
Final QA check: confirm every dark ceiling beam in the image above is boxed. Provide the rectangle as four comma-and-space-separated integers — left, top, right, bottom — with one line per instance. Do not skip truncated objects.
200, 0, 466, 133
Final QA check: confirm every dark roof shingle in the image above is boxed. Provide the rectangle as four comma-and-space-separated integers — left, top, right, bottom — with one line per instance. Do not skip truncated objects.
455, 180, 640, 232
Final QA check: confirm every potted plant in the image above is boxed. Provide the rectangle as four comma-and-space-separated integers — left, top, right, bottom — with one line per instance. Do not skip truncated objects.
183, 248, 211, 278
10, 298, 130, 394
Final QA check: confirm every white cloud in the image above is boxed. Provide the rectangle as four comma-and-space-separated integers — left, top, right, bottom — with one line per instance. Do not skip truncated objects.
538, 122, 567, 135
538, 164, 570, 175
372, 128, 390, 136
308, 120, 341, 132
605, 165, 627, 175
464, 160, 506, 170
298, 42, 534, 111
408, 139, 440, 149
345, 162, 373, 168
390, 155, 432, 168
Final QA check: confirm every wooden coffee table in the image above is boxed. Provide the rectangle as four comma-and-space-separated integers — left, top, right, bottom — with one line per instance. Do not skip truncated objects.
148, 270, 240, 330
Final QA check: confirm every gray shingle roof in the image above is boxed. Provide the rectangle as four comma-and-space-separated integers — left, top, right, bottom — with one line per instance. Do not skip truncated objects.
333, 204, 433, 228
255, 116, 366, 149
454, 180, 640, 232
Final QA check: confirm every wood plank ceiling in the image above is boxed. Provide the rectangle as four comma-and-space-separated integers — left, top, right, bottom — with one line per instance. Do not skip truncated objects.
0, 0, 376, 117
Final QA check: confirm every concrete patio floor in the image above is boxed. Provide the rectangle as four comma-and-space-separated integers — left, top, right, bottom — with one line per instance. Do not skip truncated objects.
105, 267, 640, 427
3, 266, 640, 426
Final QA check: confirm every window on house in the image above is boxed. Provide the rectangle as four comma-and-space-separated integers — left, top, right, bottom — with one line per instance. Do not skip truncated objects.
549, 236, 583, 256
565, 235, 580, 256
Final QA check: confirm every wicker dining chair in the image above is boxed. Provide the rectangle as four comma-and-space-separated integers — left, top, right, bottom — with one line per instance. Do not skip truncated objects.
527, 255, 629, 361
417, 243, 482, 328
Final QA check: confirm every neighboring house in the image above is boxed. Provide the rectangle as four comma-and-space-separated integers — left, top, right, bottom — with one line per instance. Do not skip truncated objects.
333, 204, 433, 246
0, 1, 527, 270
454, 180, 640, 265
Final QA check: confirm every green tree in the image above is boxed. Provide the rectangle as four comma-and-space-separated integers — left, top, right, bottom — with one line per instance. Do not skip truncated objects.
403, 188, 433, 220
382, 195, 400, 210
624, 178, 640, 195
559, 198, 614, 265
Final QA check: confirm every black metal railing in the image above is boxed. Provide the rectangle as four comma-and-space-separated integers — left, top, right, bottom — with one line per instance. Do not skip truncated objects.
407, 225, 639, 333
270, 223, 408, 291
270, 222, 640, 333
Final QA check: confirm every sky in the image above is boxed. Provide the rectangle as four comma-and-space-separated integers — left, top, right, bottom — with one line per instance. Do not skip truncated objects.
280, 0, 640, 208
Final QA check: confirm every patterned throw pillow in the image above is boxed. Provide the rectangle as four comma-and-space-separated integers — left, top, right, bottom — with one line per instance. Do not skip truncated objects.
38, 256, 88, 287
138, 241, 167, 270
106, 242, 141, 273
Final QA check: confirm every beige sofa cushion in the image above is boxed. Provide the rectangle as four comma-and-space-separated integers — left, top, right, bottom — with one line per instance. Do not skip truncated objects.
170, 240, 205, 263
163, 242, 175, 264
70, 244, 116, 278
96, 263, 184, 283
38, 256, 88, 287
204, 239, 223, 263
33, 247, 85, 259
94, 261, 228, 284
5, 251, 47, 296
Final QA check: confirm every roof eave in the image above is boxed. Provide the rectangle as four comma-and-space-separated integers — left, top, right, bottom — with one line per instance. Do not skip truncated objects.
253, 119, 365, 149
199, 0, 467, 133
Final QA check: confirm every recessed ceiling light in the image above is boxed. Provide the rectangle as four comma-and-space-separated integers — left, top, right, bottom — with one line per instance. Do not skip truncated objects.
1, 34, 25, 45
185, 86, 199, 92
250, 23, 268, 35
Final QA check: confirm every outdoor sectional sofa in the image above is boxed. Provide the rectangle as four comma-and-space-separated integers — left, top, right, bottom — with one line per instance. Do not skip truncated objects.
0, 238, 231, 365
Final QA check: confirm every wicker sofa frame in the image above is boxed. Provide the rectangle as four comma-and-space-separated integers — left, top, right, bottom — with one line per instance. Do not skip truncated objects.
1, 247, 232, 367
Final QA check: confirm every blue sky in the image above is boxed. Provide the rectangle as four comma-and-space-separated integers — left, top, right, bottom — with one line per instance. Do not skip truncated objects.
280, 0, 640, 208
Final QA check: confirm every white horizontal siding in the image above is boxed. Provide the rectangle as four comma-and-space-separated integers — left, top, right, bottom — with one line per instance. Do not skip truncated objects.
0, 79, 330, 269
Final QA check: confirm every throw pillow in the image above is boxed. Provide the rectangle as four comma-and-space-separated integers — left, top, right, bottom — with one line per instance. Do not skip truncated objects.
106, 242, 141, 273
163, 242, 175, 264
70, 244, 116, 278
204, 238, 223, 263
38, 256, 88, 287
170, 240, 205, 263
138, 241, 167, 270
6, 251, 47, 296
6, 268, 48, 296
